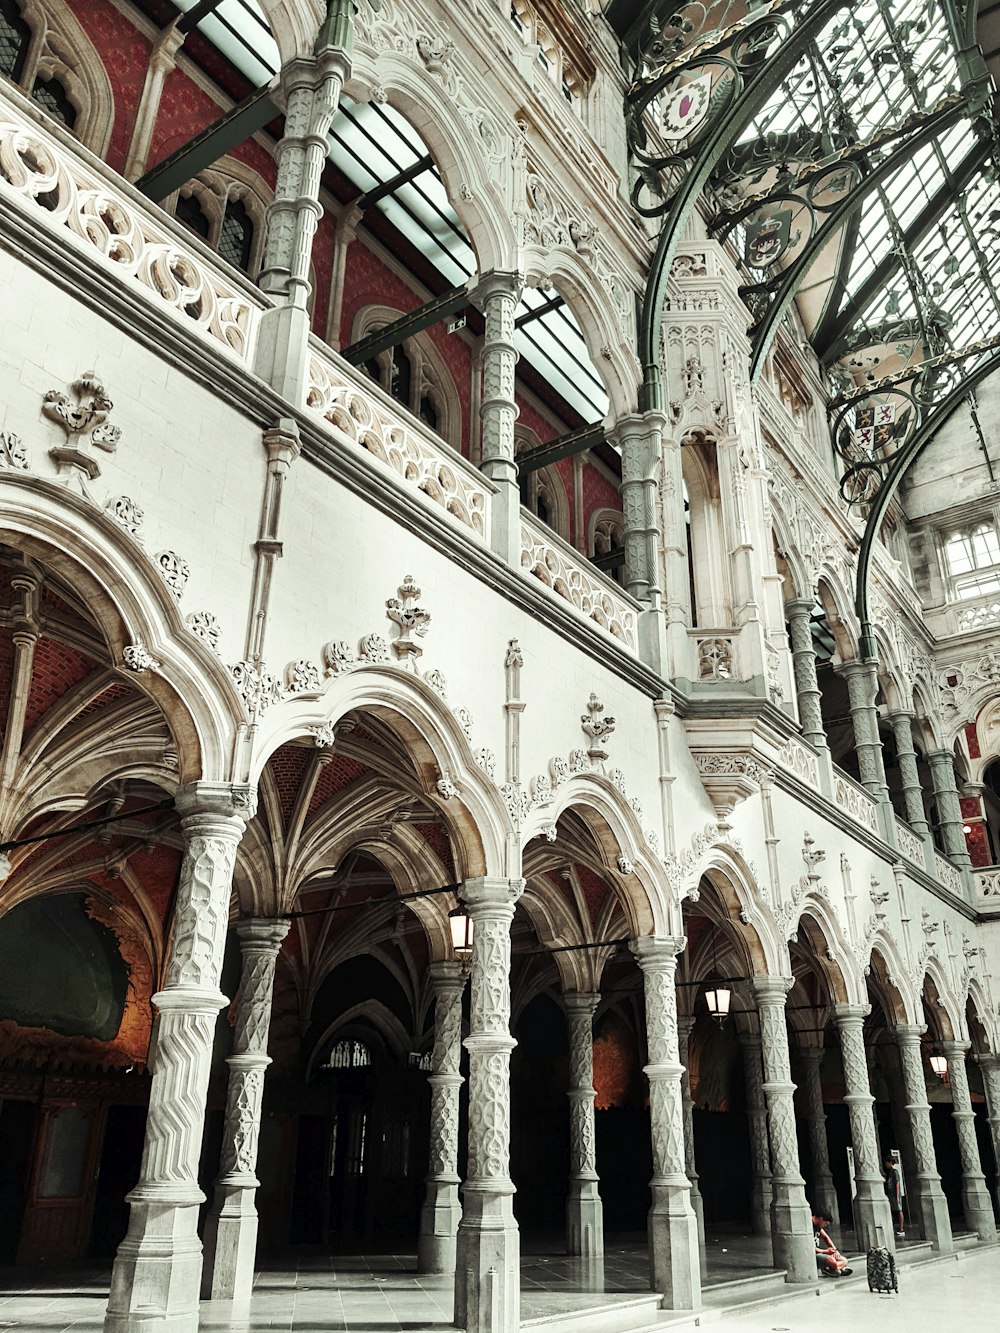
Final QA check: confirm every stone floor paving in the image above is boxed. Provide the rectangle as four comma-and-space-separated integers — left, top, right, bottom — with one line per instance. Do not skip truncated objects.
0, 1229, 986, 1332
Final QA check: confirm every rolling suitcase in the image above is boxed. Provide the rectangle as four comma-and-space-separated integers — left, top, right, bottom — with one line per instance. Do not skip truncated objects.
866, 1228, 898, 1293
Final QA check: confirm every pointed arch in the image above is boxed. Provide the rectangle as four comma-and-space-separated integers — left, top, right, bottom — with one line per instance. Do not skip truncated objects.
795, 905, 866, 1007
867, 936, 921, 1025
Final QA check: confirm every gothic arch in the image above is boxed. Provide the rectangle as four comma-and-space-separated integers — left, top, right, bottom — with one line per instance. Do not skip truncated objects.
867, 938, 920, 1025
13, 0, 115, 156
816, 570, 859, 663
0, 473, 241, 784
250, 664, 508, 878
698, 849, 785, 977
351, 302, 461, 448
921, 961, 961, 1043
255, 0, 324, 63
794, 906, 865, 1006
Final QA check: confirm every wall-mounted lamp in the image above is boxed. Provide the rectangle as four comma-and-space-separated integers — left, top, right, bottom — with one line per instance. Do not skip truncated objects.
449, 905, 474, 962
929, 1053, 949, 1082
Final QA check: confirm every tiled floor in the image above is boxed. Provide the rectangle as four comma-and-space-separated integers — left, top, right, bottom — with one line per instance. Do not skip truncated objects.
0, 1228, 971, 1332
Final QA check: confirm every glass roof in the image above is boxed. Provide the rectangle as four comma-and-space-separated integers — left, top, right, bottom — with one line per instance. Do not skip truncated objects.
171, 0, 609, 423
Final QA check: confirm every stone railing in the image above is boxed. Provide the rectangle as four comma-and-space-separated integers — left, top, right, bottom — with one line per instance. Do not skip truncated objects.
0, 86, 263, 361
519, 513, 639, 650
306, 342, 492, 541
895, 817, 925, 867
777, 734, 821, 791
833, 772, 880, 835
933, 850, 962, 897
973, 866, 1000, 899
955, 595, 1000, 634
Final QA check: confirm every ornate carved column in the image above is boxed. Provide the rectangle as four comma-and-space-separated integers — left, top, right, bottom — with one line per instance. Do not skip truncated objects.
255, 1, 354, 402
677, 1017, 705, 1248
418, 961, 467, 1274
940, 1040, 997, 1240
832, 1006, 894, 1250
105, 782, 252, 1333
751, 977, 814, 1282
784, 598, 828, 754
611, 410, 669, 674
886, 711, 930, 837
469, 271, 523, 565
926, 753, 972, 867
564, 992, 603, 1257
630, 937, 700, 1311
454, 878, 523, 1333
892, 1025, 952, 1251
837, 660, 890, 802
797, 1046, 838, 1226
202, 917, 289, 1300
739, 1032, 772, 1235
973, 1052, 1000, 1221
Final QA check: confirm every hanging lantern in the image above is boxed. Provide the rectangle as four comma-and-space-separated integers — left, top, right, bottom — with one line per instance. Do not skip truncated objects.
704, 985, 731, 1022
929, 1053, 949, 1081
449, 906, 474, 959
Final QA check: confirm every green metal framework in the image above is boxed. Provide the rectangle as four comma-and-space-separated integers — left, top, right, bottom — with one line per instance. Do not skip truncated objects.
622, 0, 1000, 666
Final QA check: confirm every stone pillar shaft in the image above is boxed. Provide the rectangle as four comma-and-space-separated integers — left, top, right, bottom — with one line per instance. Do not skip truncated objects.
202, 917, 289, 1301
677, 1018, 705, 1249
926, 752, 972, 867
470, 272, 523, 565
418, 962, 466, 1274
740, 1033, 772, 1235
454, 878, 523, 1333
785, 598, 828, 753
893, 1025, 952, 1251
105, 783, 252, 1333
839, 660, 889, 800
886, 711, 930, 837
832, 1006, 894, 1250
797, 1046, 838, 1226
940, 1041, 997, 1240
565, 992, 603, 1257
752, 977, 815, 1282
974, 1053, 1000, 1222
631, 937, 700, 1311
124, 21, 185, 180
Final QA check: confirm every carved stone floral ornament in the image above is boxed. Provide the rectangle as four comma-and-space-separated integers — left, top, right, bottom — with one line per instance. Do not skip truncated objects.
43, 374, 121, 484
386, 574, 431, 661
581, 693, 616, 762
694, 753, 770, 821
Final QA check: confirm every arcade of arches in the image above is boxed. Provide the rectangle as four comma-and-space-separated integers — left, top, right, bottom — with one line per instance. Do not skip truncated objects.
4, 1, 1000, 1332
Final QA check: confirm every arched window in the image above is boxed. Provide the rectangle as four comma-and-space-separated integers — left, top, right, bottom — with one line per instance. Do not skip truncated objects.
0, 0, 30, 83
350, 307, 461, 449
325, 1038, 372, 1070
418, 392, 438, 432
389, 346, 412, 408
31, 73, 75, 127
943, 522, 1000, 599
590, 512, 625, 586
218, 198, 254, 273
176, 191, 211, 242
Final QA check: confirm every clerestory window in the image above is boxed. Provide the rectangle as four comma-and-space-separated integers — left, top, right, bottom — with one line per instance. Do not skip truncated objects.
944, 523, 1000, 599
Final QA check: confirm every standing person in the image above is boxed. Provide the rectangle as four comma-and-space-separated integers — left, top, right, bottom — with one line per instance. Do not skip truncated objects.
884, 1155, 905, 1239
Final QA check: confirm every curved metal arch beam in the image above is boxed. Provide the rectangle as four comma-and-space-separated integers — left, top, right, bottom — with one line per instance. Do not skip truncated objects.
854, 343, 1000, 660
745, 100, 968, 384
636, 0, 847, 411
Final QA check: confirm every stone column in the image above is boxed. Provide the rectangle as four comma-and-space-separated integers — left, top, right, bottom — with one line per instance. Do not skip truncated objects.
105, 782, 252, 1333
630, 937, 700, 1311
838, 660, 890, 802
832, 1006, 895, 1250
454, 877, 523, 1333
940, 1040, 997, 1239
677, 1017, 705, 1248
202, 917, 289, 1301
785, 598, 828, 754
926, 753, 972, 867
973, 1052, 1000, 1220
739, 1032, 772, 1235
418, 961, 466, 1274
564, 992, 603, 1257
752, 977, 814, 1282
124, 19, 186, 180
610, 412, 668, 673
886, 711, 930, 837
892, 1025, 952, 1251
797, 1046, 838, 1226
469, 271, 523, 565
255, 1, 354, 402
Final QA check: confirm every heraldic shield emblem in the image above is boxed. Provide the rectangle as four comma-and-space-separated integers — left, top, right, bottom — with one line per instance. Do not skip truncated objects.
745, 209, 794, 269
660, 72, 714, 140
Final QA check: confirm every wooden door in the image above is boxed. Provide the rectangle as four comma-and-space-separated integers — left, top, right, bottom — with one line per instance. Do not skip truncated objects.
17, 1101, 104, 1262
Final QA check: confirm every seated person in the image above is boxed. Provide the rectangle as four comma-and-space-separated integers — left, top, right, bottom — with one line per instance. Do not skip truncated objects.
812, 1212, 852, 1277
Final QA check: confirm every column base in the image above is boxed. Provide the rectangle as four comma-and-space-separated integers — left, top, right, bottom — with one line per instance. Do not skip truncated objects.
690, 1180, 706, 1250
253, 302, 311, 403
648, 1180, 701, 1311
200, 1184, 258, 1301
104, 1199, 203, 1332
566, 1180, 604, 1257
453, 1185, 519, 1333
769, 1185, 815, 1283
852, 1187, 895, 1252
961, 1177, 998, 1242
481, 471, 520, 567
912, 1178, 953, 1252
418, 1178, 461, 1274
